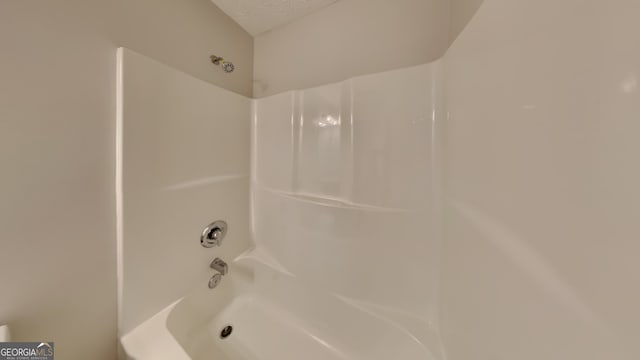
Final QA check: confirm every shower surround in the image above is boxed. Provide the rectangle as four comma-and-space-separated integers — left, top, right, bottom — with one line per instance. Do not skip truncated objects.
118, 47, 444, 359
118, 0, 640, 359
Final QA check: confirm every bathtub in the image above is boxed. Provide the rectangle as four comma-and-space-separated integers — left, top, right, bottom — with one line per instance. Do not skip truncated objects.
120, 258, 441, 360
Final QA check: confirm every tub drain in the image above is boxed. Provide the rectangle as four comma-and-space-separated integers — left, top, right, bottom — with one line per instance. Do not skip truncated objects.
220, 325, 233, 339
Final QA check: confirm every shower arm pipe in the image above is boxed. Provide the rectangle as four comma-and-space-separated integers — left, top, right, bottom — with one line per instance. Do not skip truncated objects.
210, 55, 224, 65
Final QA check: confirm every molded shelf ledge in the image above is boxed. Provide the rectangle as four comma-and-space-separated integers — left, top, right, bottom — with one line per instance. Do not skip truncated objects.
258, 185, 416, 213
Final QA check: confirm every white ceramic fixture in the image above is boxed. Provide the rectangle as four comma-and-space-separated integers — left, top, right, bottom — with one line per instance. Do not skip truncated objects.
0, 325, 10, 341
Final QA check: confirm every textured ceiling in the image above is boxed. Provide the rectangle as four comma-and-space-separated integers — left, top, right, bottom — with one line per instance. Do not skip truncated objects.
211, 0, 339, 36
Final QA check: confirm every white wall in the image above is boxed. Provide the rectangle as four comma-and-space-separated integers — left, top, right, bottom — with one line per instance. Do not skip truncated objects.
443, 0, 640, 358
251, 63, 445, 358
253, 0, 449, 98
449, 0, 484, 42
0, 1, 252, 359
117, 48, 251, 334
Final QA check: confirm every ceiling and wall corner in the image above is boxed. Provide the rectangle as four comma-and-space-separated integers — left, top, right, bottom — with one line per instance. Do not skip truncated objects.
206, 0, 484, 97
251, 0, 450, 98
210, 0, 339, 36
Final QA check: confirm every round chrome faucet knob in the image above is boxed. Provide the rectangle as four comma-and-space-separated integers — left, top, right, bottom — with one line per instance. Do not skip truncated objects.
201, 220, 227, 248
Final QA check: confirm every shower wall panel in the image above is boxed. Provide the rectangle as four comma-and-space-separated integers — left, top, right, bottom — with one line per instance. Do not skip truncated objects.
252, 63, 444, 349
117, 48, 252, 334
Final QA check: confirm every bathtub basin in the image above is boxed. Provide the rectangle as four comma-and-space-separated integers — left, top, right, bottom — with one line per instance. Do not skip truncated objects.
121, 260, 440, 360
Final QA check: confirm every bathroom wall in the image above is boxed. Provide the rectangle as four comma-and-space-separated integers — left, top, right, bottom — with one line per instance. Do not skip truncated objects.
253, 0, 449, 97
448, 0, 484, 42
251, 63, 445, 357
117, 48, 252, 334
443, 0, 640, 358
0, 1, 251, 359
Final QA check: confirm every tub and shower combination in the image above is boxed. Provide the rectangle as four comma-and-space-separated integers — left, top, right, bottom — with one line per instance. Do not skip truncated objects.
118, 45, 442, 360
118, 0, 640, 359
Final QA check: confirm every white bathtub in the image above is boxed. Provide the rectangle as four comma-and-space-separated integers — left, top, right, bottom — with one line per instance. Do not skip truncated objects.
120, 259, 441, 360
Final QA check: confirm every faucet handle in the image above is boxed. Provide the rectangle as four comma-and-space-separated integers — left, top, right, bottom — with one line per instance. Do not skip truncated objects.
210, 257, 228, 275
201, 220, 227, 248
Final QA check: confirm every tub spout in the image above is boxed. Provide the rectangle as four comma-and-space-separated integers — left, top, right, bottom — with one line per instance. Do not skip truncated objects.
210, 257, 228, 275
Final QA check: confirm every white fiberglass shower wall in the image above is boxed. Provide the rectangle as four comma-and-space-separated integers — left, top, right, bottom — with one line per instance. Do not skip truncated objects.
251, 62, 445, 359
